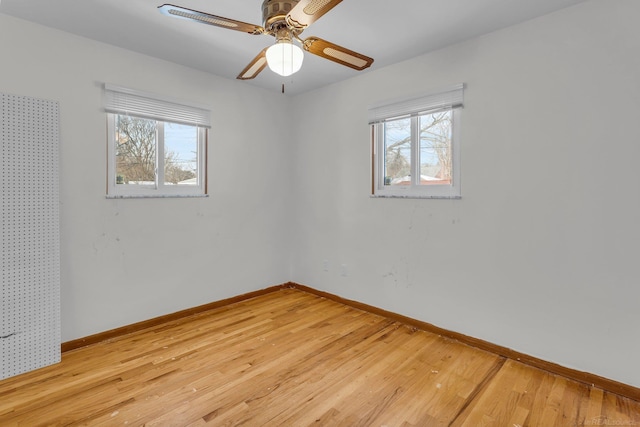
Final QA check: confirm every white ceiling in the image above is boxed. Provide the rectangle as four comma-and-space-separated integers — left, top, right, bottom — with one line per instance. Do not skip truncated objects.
0, 0, 586, 95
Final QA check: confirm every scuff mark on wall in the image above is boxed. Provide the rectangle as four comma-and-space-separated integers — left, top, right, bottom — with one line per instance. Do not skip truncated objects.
382, 258, 412, 289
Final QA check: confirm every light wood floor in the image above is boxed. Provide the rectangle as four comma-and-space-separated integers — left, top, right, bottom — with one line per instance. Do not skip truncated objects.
1, 289, 639, 426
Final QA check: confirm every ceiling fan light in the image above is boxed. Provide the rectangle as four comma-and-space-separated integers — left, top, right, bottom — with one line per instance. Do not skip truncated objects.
266, 41, 304, 77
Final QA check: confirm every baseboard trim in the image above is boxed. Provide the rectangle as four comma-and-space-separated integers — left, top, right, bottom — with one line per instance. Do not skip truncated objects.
61, 283, 290, 353
287, 283, 640, 403
61, 281, 640, 402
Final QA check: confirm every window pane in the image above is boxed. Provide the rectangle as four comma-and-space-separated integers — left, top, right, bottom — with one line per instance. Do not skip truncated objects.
164, 123, 198, 185
115, 115, 157, 185
419, 110, 452, 186
384, 117, 411, 186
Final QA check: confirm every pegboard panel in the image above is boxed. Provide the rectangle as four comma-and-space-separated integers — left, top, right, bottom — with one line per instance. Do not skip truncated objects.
1, 93, 61, 380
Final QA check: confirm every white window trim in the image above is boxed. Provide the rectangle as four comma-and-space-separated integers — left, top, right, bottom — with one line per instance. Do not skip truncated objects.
104, 84, 210, 198
106, 114, 208, 198
370, 84, 464, 199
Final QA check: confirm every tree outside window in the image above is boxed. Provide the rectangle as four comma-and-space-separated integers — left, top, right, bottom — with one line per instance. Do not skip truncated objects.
383, 110, 453, 187
115, 115, 197, 186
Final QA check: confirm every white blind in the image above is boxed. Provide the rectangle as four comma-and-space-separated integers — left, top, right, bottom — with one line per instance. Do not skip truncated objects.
104, 84, 211, 128
368, 83, 464, 124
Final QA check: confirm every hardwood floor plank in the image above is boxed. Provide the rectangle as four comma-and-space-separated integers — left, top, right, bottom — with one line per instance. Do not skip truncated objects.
209, 320, 403, 425
1, 288, 639, 426
452, 359, 640, 427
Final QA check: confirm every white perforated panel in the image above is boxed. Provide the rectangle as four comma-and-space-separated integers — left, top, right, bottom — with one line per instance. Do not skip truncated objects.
1, 93, 61, 379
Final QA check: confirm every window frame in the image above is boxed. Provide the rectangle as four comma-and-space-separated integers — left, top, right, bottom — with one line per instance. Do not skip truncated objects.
370, 85, 464, 199
103, 84, 210, 199
106, 113, 208, 198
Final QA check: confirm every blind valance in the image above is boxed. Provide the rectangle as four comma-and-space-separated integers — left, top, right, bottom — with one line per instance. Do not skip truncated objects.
368, 83, 464, 124
104, 84, 211, 128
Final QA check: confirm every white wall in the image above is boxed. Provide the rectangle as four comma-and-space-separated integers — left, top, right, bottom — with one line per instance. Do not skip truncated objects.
2, 0, 639, 388
0, 14, 293, 342
290, 0, 640, 388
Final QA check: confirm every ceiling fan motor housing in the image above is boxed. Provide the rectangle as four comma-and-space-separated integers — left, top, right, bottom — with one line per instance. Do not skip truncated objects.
262, 0, 299, 33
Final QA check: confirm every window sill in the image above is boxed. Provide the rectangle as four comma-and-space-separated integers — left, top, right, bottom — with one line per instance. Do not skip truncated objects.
106, 194, 209, 199
370, 194, 461, 200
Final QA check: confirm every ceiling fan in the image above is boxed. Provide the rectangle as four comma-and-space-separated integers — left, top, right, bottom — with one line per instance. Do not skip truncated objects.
158, 0, 374, 80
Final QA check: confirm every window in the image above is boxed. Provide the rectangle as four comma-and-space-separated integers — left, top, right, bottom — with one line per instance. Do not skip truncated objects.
370, 84, 464, 199
104, 85, 210, 198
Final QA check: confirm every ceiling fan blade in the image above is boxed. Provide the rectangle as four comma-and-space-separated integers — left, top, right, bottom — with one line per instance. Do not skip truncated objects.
237, 48, 269, 80
303, 37, 374, 71
286, 0, 343, 30
158, 4, 264, 35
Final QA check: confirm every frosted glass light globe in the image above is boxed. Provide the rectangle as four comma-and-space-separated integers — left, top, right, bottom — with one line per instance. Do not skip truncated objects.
266, 42, 304, 77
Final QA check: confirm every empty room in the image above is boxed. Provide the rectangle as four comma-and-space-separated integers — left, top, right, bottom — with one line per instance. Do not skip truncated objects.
1, 0, 639, 425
